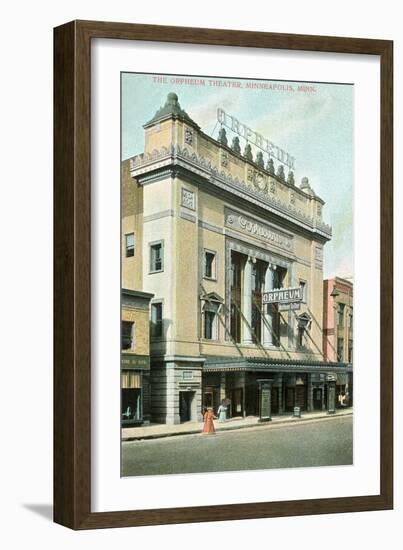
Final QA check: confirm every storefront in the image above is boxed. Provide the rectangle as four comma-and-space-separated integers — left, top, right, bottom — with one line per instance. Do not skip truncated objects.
121, 288, 154, 427
121, 354, 151, 426
202, 358, 352, 417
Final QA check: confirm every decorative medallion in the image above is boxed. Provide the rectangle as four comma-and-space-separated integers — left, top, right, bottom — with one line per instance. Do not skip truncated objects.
184, 127, 193, 145
181, 188, 196, 210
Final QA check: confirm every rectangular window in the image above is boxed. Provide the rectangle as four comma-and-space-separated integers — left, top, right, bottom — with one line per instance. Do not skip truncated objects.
300, 280, 307, 303
251, 260, 265, 344
150, 242, 163, 272
204, 310, 216, 340
349, 306, 353, 327
348, 340, 353, 362
121, 321, 134, 350
151, 302, 163, 337
337, 337, 344, 361
337, 303, 345, 327
298, 326, 304, 347
230, 252, 242, 343
270, 266, 286, 346
125, 233, 135, 257
204, 250, 216, 279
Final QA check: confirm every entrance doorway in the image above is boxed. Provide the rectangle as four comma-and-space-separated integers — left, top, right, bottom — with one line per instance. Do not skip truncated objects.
271, 387, 279, 414
179, 391, 195, 422
231, 388, 243, 417
285, 387, 295, 412
285, 385, 307, 411
313, 387, 323, 410
204, 391, 213, 409
295, 385, 307, 410
121, 388, 141, 424
203, 386, 220, 412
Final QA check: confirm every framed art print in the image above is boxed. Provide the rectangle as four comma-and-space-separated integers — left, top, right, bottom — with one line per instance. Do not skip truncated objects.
54, 21, 393, 529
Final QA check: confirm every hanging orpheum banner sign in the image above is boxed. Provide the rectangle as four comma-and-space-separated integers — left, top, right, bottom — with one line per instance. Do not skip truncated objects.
217, 107, 296, 169
262, 286, 303, 304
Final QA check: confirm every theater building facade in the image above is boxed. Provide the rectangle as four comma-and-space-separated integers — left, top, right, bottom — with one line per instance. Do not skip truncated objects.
122, 92, 352, 425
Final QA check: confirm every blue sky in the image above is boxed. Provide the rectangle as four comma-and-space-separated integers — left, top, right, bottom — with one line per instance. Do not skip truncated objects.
122, 73, 353, 280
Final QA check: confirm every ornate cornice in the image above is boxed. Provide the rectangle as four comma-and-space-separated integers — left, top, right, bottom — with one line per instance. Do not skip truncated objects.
130, 145, 332, 240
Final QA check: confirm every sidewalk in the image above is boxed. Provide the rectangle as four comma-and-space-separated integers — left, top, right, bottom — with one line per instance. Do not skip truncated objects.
122, 408, 353, 442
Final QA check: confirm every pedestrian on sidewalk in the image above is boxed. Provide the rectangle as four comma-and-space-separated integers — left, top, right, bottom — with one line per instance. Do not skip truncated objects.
202, 406, 216, 434
217, 401, 227, 422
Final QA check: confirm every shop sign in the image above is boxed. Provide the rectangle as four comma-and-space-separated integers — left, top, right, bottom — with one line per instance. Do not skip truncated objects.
121, 354, 150, 370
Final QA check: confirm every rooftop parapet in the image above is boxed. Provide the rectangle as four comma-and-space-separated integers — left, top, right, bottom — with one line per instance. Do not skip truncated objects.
130, 93, 332, 240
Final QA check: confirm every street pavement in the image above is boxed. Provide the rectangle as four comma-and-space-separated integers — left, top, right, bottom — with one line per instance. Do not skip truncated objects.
122, 408, 353, 441
121, 415, 353, 477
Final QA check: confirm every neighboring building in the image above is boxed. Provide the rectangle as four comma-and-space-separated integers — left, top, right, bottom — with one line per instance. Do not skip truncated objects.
323, 277, 353, 406
122, 92, 352, 425
121, 289, 154, 426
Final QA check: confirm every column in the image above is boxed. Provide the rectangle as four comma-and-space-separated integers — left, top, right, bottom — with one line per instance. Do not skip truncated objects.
242, 372, 246, 418
219, 372, 226, 402
142, 372, 151, 424
348, 373, 353, 407
242, 256, 253, 344
165, 363, 181, 425
263, 264, 275, 346
278, 374, 284, 413
257, 379, 273, 421
307, 374, 313, 412
327, 380, 336, 414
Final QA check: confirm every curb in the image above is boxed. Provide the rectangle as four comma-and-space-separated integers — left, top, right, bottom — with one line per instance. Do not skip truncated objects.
122, 410, 353, 442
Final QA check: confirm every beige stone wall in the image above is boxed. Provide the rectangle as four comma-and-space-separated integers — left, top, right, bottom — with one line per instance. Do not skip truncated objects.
122, 306, 150, 356
144, 120, 172, 152
121, 159, 143, 291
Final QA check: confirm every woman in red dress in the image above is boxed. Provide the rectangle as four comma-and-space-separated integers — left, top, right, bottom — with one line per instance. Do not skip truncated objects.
202, 407, 216, 434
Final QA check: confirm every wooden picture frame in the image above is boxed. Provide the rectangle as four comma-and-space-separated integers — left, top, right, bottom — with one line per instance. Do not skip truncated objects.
54, 20, 393, 529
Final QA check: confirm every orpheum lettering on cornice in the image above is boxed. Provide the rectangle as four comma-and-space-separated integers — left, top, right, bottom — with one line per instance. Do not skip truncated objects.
129, 145, 332, 239
225, 208, 294, 253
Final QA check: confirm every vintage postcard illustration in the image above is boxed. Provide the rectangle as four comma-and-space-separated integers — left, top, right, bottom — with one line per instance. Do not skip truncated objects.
120, 72, 353, 477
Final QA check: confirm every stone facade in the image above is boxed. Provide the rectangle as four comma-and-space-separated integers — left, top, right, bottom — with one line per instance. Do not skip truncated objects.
121, 93, 351, 424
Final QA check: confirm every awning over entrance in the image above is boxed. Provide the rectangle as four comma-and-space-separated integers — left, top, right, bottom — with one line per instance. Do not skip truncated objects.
203, 356, 352, 374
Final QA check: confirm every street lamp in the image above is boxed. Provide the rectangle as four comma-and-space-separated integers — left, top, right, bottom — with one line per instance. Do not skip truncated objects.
297, 312, 311, 329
